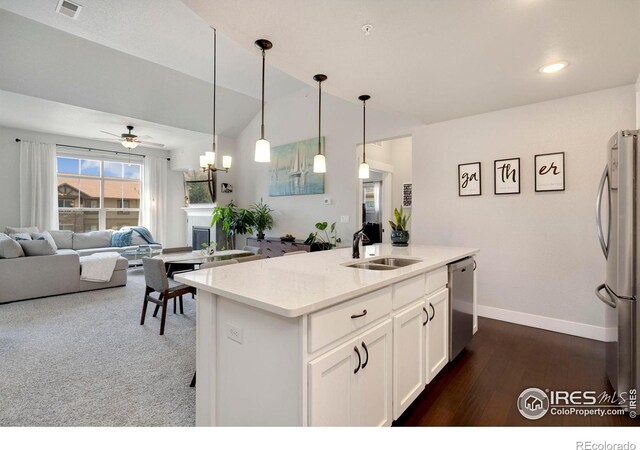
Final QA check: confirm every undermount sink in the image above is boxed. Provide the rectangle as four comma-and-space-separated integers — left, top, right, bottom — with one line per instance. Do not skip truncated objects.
346, 257, 422, 271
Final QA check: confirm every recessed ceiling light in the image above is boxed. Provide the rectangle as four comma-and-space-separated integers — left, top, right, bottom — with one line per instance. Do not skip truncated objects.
539, 61, 569, 74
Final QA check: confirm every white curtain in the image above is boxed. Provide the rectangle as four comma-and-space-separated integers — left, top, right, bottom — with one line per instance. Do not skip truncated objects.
140, 156, 168, 245
19, 140, 59, 230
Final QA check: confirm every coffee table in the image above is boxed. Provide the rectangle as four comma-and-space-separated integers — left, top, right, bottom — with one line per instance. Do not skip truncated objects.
122, 246, 162, 267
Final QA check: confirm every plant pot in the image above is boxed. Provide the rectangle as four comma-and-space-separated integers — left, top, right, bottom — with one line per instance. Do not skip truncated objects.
391, 230, 410, 247
256, 232, 265, 240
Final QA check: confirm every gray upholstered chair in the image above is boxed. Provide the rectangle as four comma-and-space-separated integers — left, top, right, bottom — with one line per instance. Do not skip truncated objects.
199, 259, 239, 270
242, 245, 263, 255
283, 251, 307, 256
162, 246, 193, 254
233, 254, 265, 263
141, 257, 196, 335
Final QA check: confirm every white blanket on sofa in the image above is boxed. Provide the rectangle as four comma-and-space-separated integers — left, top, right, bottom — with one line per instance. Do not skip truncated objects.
79, 252, 120, 282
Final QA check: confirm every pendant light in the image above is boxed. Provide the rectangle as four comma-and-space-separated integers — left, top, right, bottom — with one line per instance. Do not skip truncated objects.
254, 39, 273, 162
313, 74, 327, 173
358, 94, 370, 179
199, 27, 232, 200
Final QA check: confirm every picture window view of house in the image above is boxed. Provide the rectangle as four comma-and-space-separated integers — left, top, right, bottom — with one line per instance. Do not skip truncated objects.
56, 148, 142, 232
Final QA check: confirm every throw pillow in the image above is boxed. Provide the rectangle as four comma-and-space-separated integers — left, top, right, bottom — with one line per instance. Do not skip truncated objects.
5, 226, 39, 234
10, 232, 32, 241
0, 238, 25, 258
30, 231, 58, 251
72, 230, 113, 250
111, 229, 133, 247
48, 230, 73, 249
18, 239, 56, 257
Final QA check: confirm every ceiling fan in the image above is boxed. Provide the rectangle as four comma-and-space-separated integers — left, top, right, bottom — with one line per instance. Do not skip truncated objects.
98, 125, 165, 149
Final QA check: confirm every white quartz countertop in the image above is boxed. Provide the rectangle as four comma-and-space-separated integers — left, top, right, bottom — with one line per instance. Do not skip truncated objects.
175, 244, 478, 318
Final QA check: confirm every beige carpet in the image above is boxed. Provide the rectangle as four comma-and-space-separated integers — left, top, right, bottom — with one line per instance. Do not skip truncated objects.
0, 268, 195, 426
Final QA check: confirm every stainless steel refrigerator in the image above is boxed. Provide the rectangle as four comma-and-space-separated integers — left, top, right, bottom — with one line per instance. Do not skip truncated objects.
595, 129, 639, 412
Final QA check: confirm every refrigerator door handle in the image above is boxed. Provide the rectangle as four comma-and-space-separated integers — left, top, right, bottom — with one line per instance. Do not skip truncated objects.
595, 283, 616, 308
595, 166, 611, 258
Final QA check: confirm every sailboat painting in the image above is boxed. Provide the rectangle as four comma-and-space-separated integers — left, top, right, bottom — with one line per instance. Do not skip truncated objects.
268, 137, 325, 196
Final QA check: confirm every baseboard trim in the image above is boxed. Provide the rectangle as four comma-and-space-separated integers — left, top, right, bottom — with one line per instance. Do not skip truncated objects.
477, 305, 615, 342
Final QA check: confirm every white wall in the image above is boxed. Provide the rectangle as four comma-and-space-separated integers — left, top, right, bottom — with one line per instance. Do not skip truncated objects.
0, 126, 187, 247
636, 74, 640, 128
412, 85, 636, 340
234, 88, 419, 246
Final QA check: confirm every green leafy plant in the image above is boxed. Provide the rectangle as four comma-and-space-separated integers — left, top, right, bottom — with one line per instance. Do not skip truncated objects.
389, 206, 411, 231
304, 221, 339, 250
250, 198, 274, 239
211, 201, 254, 249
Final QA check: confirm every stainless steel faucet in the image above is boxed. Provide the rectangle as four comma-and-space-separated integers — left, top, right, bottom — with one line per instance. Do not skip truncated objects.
352, 226, 370, 258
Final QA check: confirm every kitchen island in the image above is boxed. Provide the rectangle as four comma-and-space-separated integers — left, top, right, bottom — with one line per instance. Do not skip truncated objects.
176, 243, 478, 426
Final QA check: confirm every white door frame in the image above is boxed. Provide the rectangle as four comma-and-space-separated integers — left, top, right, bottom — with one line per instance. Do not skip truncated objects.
357, 159, 393, 244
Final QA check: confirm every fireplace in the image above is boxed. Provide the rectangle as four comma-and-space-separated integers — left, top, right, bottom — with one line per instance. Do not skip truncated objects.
192, 226, 211, 251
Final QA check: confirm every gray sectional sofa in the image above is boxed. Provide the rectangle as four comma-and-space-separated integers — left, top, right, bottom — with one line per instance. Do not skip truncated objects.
0, 227, 161, 303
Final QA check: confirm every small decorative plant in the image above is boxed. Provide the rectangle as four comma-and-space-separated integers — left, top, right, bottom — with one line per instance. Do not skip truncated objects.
389, 206, 411, 247
304, 221, 340, 250
211, 201, 254, 249
250, 198, 274, 240
201, 241, 216, 255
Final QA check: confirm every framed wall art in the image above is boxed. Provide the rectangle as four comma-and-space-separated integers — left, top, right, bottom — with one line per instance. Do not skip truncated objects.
402, 183, 412, 207
494, 157, 520, 195
458, 162, 481, 196
268, 137, 325, 196
535, 152, 565, 192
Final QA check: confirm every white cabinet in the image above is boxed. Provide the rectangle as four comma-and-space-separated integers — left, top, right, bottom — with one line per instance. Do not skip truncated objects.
392, 300, 427, 420
426, 287, 449, 382
309, 320, 392, 426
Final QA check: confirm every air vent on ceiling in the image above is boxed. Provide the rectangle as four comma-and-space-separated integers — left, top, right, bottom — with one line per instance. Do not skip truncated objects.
55, 0, 82, 19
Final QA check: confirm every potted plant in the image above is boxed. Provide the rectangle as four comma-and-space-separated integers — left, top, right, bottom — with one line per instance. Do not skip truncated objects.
304, 221, 340, 250
389, 206, 411, 247
211, 201, 254, 249
250, 198, 274, 240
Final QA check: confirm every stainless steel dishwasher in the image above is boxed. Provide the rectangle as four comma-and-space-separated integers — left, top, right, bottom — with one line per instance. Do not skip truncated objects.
448, 257, 475, 360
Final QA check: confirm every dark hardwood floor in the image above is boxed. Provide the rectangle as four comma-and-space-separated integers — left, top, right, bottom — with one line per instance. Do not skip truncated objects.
395, 317, 638, 426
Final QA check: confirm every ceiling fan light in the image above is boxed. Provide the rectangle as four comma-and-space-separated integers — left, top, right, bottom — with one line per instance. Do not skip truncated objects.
358, 162, 370, 179
313, 154, 326, 173
255, 139, 271, 162
121, 140, 139, 149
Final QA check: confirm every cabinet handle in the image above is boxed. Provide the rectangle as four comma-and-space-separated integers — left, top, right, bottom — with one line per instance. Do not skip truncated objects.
361, 342, 369, 369
266, 248, 272, 251
473, 260, 477, 271
429, 303, 435, 321
354, 346, 361, 374
350, 309, 367, 319
281, 250, 286, 254
422, 306, 429, 326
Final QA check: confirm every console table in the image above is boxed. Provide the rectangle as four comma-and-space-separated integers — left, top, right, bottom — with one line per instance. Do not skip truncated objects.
246, 237, 314, 258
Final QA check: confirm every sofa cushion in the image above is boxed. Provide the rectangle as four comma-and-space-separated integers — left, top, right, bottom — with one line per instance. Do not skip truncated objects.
19, 239, 57, 256
5, 226, 39, 234
75, 247, 122, 256
0, 237, 25, 258
73, 230, 113, 250
111, 229, 133, 247
48, 230, 73, 249
11, 232, 32, 241
31, 231, 58, 251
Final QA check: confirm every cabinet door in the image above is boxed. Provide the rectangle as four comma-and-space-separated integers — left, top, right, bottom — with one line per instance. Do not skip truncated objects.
392, 301, 427, 420
308, 337, 359, 426
352, 320, 393, 427
426, 287, 449, 382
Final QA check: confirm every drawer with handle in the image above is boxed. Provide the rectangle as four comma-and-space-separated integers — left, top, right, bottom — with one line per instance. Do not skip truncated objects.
308, 286, 392, 353
392, 274, 426, 310
426, 266, 448, 295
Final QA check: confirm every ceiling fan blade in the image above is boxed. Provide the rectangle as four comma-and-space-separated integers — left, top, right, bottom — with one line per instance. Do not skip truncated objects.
94, 137, 123, 142
136, 135, 152, 140
139, 141, 165, 148
100, 130, 122, 138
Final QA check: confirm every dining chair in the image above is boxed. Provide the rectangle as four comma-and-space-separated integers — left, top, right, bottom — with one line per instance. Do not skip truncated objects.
200, 259, 239, 270
141, 257, 196, 335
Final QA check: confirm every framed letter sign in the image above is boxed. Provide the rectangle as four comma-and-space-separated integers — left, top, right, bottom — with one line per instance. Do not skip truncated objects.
458, 162, 481, 196
494, 157, 520, 195
535, 152, 565, 192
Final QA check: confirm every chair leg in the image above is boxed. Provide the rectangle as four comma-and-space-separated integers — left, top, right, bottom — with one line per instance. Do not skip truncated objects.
140, 287, 151, 325
179, 296, 184, 314
159, 293, 168, 335
153, 305, 160, 318
173, 297, 177, 314
190, 371, 196, 388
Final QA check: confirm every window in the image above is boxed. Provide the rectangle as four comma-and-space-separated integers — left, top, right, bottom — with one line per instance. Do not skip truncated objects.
56, 151, 142, 232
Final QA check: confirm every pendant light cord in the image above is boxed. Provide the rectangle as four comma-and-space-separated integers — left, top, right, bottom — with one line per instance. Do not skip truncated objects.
261, 49, 266, 140
318, 80, 322, 155
211, 26, 217, 153
362, 99, 366, 163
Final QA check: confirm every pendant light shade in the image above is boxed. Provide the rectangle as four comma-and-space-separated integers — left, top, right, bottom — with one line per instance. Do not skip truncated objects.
358, 94, 371, 179
313, 74, 327, 173
255, 39, 273, 162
